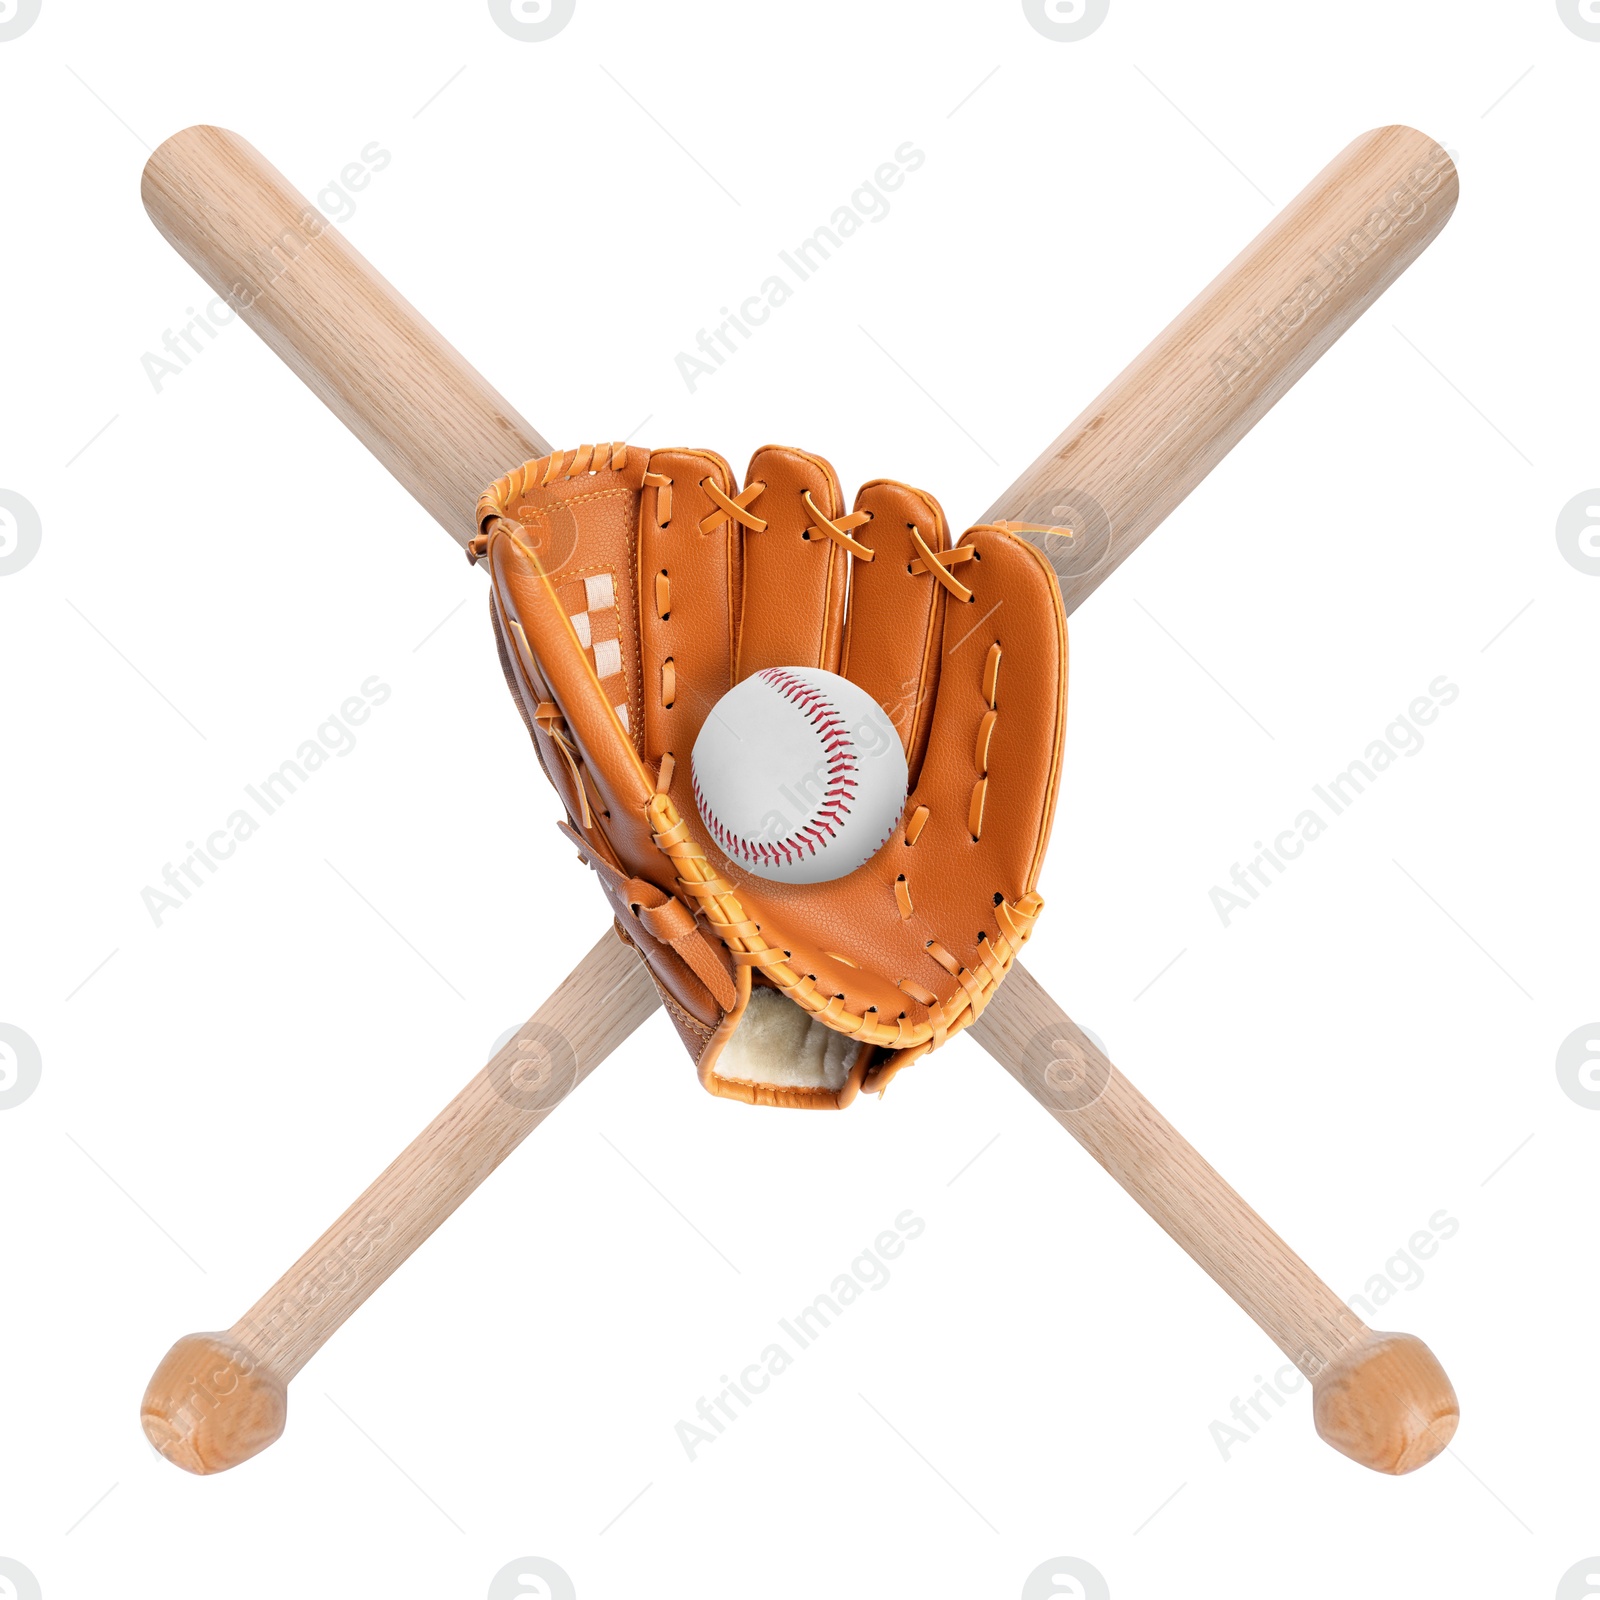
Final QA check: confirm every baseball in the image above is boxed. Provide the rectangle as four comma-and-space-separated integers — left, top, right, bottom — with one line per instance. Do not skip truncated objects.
691, 667, 908, 884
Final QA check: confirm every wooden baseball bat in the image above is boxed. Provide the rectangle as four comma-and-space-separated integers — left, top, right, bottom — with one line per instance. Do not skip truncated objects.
139, 125, 549, 539
138, 125, 1458, 1476
142, 930, 656, 1475
968, 965, 1454, 1474
983, 126, 1458, 610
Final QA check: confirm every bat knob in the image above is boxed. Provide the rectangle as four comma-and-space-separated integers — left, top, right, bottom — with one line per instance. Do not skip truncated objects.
141, 1332, 287, 1475
1312, 1331, 1458, 1474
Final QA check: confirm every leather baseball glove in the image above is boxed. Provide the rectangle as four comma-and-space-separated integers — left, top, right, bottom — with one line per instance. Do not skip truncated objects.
472, 442, 1068, 1108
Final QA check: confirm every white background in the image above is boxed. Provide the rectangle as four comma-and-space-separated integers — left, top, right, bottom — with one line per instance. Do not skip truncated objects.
2, 2, 1596, 1597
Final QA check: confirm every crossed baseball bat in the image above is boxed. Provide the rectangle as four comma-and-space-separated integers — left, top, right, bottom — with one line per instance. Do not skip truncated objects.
138, 124, 1461, 1478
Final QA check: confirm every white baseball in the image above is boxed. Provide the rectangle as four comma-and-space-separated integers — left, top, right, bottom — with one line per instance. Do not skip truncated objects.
691, 667, 908, 885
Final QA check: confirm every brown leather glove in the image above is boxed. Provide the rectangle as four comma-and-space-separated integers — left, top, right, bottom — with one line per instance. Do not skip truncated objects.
474, 442, 1068, 1108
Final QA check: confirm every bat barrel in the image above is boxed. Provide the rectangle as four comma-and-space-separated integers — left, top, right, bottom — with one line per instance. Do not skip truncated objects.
141, 125, 549, 547
989, 125, 1458, 615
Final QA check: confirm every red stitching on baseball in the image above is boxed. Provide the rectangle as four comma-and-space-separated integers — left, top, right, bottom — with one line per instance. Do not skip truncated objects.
694, 669, 861, 870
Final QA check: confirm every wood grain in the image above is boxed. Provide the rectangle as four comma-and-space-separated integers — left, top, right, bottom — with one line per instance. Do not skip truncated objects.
973, 960, 1357, 1364
141, 125, 548, 546
986, 125, 1457, 615
141, 930, 659, 1473
969, 961, 1458, 1472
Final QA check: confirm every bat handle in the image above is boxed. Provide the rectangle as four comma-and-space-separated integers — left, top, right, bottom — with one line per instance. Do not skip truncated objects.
971, 962, 1458, 1474
140, 930, 660, 1474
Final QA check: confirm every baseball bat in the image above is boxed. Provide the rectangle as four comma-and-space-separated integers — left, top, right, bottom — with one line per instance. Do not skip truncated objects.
138, 125, 1457, 1475
142, 929, 656, 1474
985, 125, 1457, 609
140, 124, 549, 542
968, 964, 1455, 1474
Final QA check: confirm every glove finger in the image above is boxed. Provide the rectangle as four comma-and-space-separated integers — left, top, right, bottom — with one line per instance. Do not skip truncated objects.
734, 445, 850, 679
637, 448, 741, 779
900, 523, 1067, 940
840, 478, 951, 787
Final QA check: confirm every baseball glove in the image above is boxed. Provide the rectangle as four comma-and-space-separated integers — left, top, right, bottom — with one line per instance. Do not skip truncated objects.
473, 442, 1068, 1109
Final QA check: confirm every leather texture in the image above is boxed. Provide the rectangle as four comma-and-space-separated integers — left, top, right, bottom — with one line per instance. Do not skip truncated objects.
477, 443, 1068, 1109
